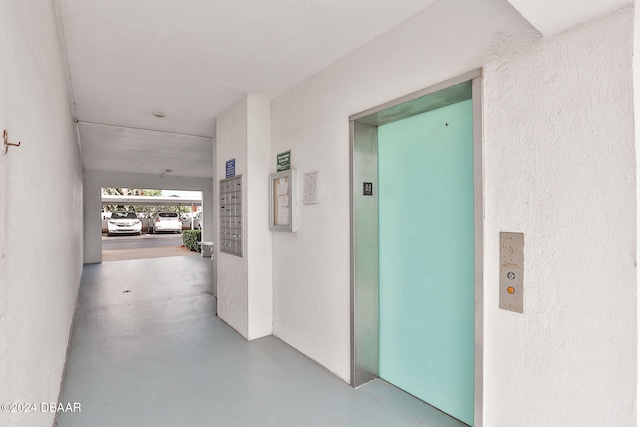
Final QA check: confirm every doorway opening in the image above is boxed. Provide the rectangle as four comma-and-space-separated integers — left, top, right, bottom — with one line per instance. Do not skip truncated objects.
350, 70, 483, 426
101, 187, 203, 262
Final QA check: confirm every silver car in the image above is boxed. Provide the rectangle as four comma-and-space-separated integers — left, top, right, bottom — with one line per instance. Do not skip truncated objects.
193, 212, 203, 230
107, 211, 142, 236
149, 212, 182, 234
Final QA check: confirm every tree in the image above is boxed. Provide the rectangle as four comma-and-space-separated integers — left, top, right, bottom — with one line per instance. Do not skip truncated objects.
102, 188, 163, 213
102, 188, 161, 197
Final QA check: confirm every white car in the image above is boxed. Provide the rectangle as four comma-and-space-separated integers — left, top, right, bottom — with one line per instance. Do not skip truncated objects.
149, 212, 182, 234
181, 211, 203, 230
107, 211, 142, 236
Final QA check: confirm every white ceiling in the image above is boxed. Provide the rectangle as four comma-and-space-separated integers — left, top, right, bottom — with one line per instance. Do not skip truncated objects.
79, 122, 214, 178
57, 0, 440, 179
506, 0, 630, 37
58, 0, 630, 180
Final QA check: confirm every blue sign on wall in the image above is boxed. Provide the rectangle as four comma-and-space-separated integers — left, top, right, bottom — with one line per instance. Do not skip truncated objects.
225, 159, 236, 178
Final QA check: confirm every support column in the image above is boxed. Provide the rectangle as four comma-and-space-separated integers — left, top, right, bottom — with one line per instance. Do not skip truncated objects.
216, 95, 273, 340
83, 172, 103, 264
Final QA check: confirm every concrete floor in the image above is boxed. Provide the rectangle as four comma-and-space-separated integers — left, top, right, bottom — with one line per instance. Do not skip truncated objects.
56, 256, 466, 427
102, 246, 199, 262
102, 233, 184, 250
102, 233, 197, 261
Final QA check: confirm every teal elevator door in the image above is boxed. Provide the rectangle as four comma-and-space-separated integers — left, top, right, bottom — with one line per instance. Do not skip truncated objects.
378, 99, 474, 426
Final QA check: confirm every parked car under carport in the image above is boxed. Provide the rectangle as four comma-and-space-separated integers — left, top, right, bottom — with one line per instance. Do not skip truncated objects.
149, 211, 182, 234
107, 211, 142, 236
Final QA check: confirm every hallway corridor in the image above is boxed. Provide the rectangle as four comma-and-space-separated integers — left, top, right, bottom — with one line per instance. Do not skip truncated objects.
56, 256, 465, 427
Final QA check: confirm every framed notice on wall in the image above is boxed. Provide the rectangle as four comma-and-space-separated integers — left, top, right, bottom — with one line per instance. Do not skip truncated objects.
269, 169, 296, 232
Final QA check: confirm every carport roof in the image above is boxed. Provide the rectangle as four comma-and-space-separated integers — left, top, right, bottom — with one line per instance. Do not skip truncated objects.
102, 195, 201, 206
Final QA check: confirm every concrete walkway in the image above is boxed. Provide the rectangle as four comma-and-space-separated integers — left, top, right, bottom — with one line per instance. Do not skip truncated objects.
56, 256, 465, 427
102, 246, 199, 262
102, 233, 184, 250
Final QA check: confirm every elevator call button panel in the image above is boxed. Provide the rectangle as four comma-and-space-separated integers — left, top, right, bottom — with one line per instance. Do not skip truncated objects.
499, 232, 524, 313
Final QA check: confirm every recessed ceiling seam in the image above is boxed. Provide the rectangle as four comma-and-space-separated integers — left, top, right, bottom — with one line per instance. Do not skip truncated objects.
77, 121, 213, 140
228, 0, 315, 79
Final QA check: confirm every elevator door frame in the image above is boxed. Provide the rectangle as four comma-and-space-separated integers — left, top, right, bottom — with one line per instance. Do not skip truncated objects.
349, 69, 483, 427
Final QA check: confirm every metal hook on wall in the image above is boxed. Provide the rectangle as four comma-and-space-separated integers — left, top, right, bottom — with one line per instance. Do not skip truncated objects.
3, 130, 21, 154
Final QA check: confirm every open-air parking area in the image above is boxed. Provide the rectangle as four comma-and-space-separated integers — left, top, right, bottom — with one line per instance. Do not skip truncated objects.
101, 232, 198, 262
102, 233, 184, 250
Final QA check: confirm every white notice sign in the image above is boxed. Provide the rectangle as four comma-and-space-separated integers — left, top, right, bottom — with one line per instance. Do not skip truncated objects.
278, 195, 289, 207
276, 178, 288, 196
303, 171, 318, 205
278, 207, 290, 225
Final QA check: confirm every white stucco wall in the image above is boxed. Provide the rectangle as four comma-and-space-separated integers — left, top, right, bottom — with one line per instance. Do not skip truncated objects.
271, 0, 636, 425
216, 96, 273, 340
483, 8, 635, 426
0, 1, 83, 426
635, 3, 640, 424
246, 96, 273, 340
83, 171, 214, 264
216, 97, 250, 337
272, 0, 537, 384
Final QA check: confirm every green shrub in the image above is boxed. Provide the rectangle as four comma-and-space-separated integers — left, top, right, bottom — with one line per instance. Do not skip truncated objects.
182, 230, 202, 252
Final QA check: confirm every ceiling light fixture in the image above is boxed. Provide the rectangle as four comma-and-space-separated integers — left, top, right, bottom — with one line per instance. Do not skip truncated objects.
153, 112, 166, 118
159, 169, 172, 177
